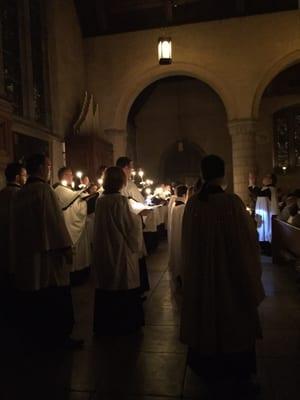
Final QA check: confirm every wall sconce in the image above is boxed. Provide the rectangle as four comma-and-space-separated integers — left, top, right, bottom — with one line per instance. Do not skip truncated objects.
158, 37, 172, 65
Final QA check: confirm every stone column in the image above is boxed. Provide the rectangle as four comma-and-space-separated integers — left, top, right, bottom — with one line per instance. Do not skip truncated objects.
228, 119, 257, 203
104, 129, 127, 164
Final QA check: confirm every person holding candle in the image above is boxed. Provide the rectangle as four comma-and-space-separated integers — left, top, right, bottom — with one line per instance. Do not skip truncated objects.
54, 167, 98, 284
93, 166, 144, 335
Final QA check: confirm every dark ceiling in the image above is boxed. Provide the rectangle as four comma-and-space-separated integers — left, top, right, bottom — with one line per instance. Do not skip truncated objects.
74, 0, 298, 38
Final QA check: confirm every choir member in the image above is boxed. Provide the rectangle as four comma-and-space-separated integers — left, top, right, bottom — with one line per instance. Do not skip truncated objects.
116, 156, 150, 295
248, 173, 279, 252
93, 167, 144, 335
0, 163, 27, 326
181, 155, 265, 387
12, 154, 82, 349
168, 185, 188, 288
54, 167, 98, 284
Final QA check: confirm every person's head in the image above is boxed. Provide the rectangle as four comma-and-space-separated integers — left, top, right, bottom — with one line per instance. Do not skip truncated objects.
116, 156, 133, 179
176, 185, 188, 199
262, 173, 277, 187
88, 183, 98, 194
58, 167, 73, 185
5, 162, 27, 186
103, 167, 126, 193
26, 154, 51, 181
286, 193, 297, 207
201, 155, 225, 184
81, 175, 90, 186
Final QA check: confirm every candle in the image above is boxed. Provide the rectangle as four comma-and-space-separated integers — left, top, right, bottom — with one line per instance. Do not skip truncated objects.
61, 180, 68, 187
76, 171, 83, 179
138, 170, 144, 178
71, 181, 75, 189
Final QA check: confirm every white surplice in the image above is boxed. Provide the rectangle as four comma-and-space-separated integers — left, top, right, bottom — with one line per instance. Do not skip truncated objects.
54, 184, 90, 272
12, 180, 72, 291
168, 200, 185, 280
255, 186, 279, 242
93, 193, 141, 290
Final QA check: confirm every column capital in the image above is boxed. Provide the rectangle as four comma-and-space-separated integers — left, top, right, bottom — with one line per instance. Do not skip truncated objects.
228, 119, 257, 137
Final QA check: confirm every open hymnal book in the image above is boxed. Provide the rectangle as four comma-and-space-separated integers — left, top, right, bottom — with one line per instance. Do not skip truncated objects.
128, 198, 161, 215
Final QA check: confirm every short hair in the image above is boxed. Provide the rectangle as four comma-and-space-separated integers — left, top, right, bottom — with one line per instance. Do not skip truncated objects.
176, 185, 188, 198
103, 167, 126, 193
5, 162, 24, 182
26, 154, 47, 176
116, 156, 132, 168
201, 155, 225, 182
58, 166, 72, 180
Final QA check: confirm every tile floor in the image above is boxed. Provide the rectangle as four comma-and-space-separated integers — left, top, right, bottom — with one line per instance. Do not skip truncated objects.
1, 243, 300, 399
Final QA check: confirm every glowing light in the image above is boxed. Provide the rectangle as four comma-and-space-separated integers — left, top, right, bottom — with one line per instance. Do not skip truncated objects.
71, 182, 75, 189
131, 170, 136, 177
98, 178, 103, 186
61, 180, 68, 187
138, 170, 144, 178
76, 171, 83, 179
158, 38, 172, 65
145, 188, 152, 195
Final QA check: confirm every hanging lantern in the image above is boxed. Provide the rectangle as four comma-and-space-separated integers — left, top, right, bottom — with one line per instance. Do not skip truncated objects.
158, 37, 172, 65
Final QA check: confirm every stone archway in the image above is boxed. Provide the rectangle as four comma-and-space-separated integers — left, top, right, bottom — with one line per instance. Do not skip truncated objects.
112, 62, 236, 133
252, 50, 300, 119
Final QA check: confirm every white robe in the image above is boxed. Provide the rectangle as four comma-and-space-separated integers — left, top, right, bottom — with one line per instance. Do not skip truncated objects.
54, 185, 90, 271
169, 201, 185, 280
255, 186, 279, 242
167, 195, 176, 240
12, 180, 72, 291
121, 184, 147, 258
93, 193, 141, 290
122, 180, 145, 203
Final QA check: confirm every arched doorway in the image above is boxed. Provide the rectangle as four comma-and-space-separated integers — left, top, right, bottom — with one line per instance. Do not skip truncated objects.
127, 75, 232, 188
256, 62, 300, 190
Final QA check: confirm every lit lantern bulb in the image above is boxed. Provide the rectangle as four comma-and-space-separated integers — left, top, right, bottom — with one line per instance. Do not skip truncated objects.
282, 166, 287, 171
76, 171, 83, 179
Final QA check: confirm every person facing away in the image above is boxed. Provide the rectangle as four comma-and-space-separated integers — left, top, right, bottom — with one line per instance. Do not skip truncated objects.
12, 154, 83, 349
54, 167, 98, 284
93, 166, 144, 335
116, 156, 150, 295
168, 185, 188, 288
248, 173, 279, 244
0, 162, 27, 287
180, 155, 265, 385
